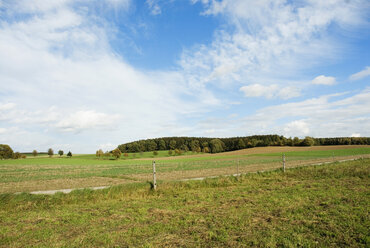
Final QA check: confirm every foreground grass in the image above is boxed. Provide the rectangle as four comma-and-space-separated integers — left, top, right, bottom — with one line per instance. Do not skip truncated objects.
0, 159, 369, 247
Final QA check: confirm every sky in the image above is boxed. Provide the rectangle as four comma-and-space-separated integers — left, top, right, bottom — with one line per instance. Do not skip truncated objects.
0, 0, 369, 153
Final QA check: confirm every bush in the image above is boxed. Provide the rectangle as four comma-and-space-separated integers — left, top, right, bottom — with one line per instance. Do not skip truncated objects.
112, 148, 121, 159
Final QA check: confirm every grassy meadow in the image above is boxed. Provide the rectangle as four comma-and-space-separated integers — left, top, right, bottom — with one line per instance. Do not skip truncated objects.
0, 159, 369, 247
0, 146, 370, 193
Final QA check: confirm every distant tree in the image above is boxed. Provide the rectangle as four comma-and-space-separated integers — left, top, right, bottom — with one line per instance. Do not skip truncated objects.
168, 150, 173, 156
153, 151, 158, 156
147, 140, 157, 151
190, 140, 200, 153
174, 149, 182, 156
67, 151, 72, 157
32, 150, 38, 157
196, 147, 201, 153
209, 139, 225, 153
48, 148, 54, 157
302, 136, 314, 146
201, 142, 208, 149
112, 148, 121, 159
169, 140, 177, 150
58, 150, 64, 157
13, 152, 21, 159
237, 138, 246, 149
0, 144, 14, 159
103, 151, 109, 158
293, 137, 300, 146
124, 153, 129, 158
96, 149, 104, 158
180, 144, 189, 152
202, 147, 210, 153
21, 154, 27, 159
159, 139, 166, 150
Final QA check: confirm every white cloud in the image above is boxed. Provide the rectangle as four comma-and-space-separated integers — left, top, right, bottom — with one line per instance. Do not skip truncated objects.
0, 1, 217, 152
240, 84, 300, 99
283, 120, 310, 137
351, 133, 361, 137
194, 88, 370, 138
0, 103, 16, 111
349, 66, 370, 81
105, 0, 131, 10
180, 0, 367, 95
146, 0, 161, 15
312, 75, 336, 85
55, 110, 121, 133
0, 128, 7, 134
98, 143, 116, 152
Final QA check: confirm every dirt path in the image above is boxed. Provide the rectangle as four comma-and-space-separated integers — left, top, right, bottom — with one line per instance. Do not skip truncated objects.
16, 186, 111, 195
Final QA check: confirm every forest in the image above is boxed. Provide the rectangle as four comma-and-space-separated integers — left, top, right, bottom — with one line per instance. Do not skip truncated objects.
117, 135, 370, 154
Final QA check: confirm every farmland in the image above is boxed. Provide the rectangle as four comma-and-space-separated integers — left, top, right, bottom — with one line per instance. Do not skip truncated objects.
0, 158, 369, 247
0, 145, 369, 194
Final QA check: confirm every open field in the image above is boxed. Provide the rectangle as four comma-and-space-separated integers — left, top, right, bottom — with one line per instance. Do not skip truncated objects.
0, 146, 370, 193
0, 159, 369, 247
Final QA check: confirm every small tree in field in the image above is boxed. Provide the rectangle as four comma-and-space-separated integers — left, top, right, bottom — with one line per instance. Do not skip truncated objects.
13, 152, 21, 159
58, 150, 64, 157
168, 150, 173, 156
112, 148, 121, 160
124, 153, 129, 158
67, 151, 72, 158
32, 150, 38, 157
48, 148, 54, 157
153, 151, 158, 156
96, 149, 104, 158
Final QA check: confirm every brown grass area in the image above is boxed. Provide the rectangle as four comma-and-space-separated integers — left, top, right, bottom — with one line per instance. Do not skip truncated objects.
0, 177, 133, 194
137, 145, 370, 161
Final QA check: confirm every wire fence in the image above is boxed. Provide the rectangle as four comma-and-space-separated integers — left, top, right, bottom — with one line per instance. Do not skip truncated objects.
125, 153, 370, 186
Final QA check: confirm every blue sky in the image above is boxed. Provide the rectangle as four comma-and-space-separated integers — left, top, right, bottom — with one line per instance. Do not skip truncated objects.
0, 0, 369, 153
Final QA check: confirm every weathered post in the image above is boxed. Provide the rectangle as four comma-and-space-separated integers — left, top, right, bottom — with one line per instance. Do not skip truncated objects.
152, 160, 157, 190
283, 154, 286, 172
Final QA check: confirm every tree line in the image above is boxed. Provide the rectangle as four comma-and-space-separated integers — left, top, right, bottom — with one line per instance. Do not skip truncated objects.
117, 135, 370, 154
0, 144, 73, 159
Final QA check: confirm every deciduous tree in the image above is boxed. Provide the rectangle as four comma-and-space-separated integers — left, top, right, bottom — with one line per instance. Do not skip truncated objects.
58, 150, 64, 157
48, 148, 54, 157
0, 144, 14, 159
112, 148, 121, 159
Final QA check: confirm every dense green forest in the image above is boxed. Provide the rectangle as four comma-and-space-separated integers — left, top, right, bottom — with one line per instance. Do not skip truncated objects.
117, 135, 370, 154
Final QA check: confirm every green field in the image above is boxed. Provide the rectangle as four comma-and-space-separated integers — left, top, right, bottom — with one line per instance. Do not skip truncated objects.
0, 159, 369, 247
1, 146, 370, 193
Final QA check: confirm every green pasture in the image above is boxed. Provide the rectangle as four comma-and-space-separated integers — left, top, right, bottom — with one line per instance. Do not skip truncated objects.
0, 147, 369, 189
0, 159, 368, 247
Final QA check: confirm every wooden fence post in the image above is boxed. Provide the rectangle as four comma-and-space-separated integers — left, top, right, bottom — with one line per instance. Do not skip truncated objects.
152, 160, 157, 190
283, 154, 286, 172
